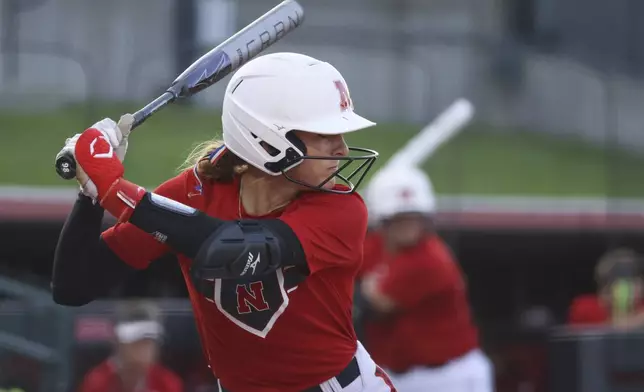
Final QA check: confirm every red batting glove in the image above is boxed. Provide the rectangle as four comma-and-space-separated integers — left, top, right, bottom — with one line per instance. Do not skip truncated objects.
74, 128, 146, 222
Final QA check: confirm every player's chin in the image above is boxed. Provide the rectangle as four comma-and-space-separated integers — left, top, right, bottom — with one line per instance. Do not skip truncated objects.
320, 177, 336, 190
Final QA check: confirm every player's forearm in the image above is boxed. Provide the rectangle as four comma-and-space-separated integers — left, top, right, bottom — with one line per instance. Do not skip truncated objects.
52, 193, 134, 306
360, 276, 397, 313
354, 282, 389, 321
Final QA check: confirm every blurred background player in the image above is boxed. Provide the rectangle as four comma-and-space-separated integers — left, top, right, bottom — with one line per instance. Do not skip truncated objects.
78, 300, 183, 392
567, 247, 644, 329
356, 165, 494, 392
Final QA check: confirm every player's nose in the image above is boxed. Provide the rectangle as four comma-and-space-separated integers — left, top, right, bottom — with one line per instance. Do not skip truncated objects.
331, 135, 349, 157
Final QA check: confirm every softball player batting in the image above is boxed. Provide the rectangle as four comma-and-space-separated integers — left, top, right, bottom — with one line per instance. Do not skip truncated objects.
51, 53, 397, 391
357, 165, 494, 392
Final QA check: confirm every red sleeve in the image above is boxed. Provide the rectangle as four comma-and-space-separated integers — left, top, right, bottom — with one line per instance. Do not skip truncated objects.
101, 169, 194, 269
155, 366, 184, 392
77, 363, 110, 392
168, 377, 184, 392
78, 378, 102, 392
357, 231, 384, 279
166, 372, 184, 392
567, 295, 608, 325
379, 238, 460, 309
280, 191, 368, 275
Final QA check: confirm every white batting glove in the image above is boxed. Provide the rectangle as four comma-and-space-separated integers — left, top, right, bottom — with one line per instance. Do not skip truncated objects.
57, 114, 134, 201
94, 113, 134, 162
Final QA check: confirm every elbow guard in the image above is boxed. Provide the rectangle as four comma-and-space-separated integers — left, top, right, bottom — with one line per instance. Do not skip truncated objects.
190, 219, 302, 282
126, 192, 306, 283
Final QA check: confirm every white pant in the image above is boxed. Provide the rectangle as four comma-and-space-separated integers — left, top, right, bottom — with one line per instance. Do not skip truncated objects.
387, 349, 494, 392
317, 341, 395, 392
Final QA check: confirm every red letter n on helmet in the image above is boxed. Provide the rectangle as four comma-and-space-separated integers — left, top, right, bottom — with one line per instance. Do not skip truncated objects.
334, 80, 353, 111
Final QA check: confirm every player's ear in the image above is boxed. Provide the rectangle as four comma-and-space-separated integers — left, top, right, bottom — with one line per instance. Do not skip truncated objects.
286, 131, 307, 155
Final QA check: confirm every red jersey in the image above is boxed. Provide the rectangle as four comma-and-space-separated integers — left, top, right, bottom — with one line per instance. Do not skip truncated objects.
567, 292, 644, 326
357, 230, 382, 279
78, 359, 183, 392
361, 232, 479, 372
102, 169, 368, 391
567, 294, 610, 325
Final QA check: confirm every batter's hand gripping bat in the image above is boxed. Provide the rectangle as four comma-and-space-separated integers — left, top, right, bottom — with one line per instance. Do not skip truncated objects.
55, 0, 304, 180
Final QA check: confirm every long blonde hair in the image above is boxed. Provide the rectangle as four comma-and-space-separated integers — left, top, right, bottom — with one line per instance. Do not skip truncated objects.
178, 139, 248, 182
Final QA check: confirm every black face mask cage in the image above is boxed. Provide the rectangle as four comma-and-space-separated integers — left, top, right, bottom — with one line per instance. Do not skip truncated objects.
281, 147, 378, 194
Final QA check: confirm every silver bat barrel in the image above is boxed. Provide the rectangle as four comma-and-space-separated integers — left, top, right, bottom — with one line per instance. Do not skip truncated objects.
169, 0, 305, 98
55, 0, 304, 180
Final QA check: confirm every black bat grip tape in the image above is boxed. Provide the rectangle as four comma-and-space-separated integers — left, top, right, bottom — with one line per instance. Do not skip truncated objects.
55, 150, 77, 180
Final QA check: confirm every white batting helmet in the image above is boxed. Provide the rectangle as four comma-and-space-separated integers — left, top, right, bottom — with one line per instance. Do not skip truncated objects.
220, 52, 378, 193
365, 164, 436, 223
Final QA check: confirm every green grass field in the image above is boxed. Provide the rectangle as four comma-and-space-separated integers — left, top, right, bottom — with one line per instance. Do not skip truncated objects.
3, 103, 644, 197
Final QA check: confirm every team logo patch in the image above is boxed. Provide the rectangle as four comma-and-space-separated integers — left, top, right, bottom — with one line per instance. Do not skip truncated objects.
89, 135, 114, 159
214, 270, 289, 338
203, 268, 307, 338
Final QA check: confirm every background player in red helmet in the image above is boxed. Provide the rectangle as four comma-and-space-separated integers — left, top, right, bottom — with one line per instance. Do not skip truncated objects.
356, 165, 494, 392
51, 52, 398, 392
